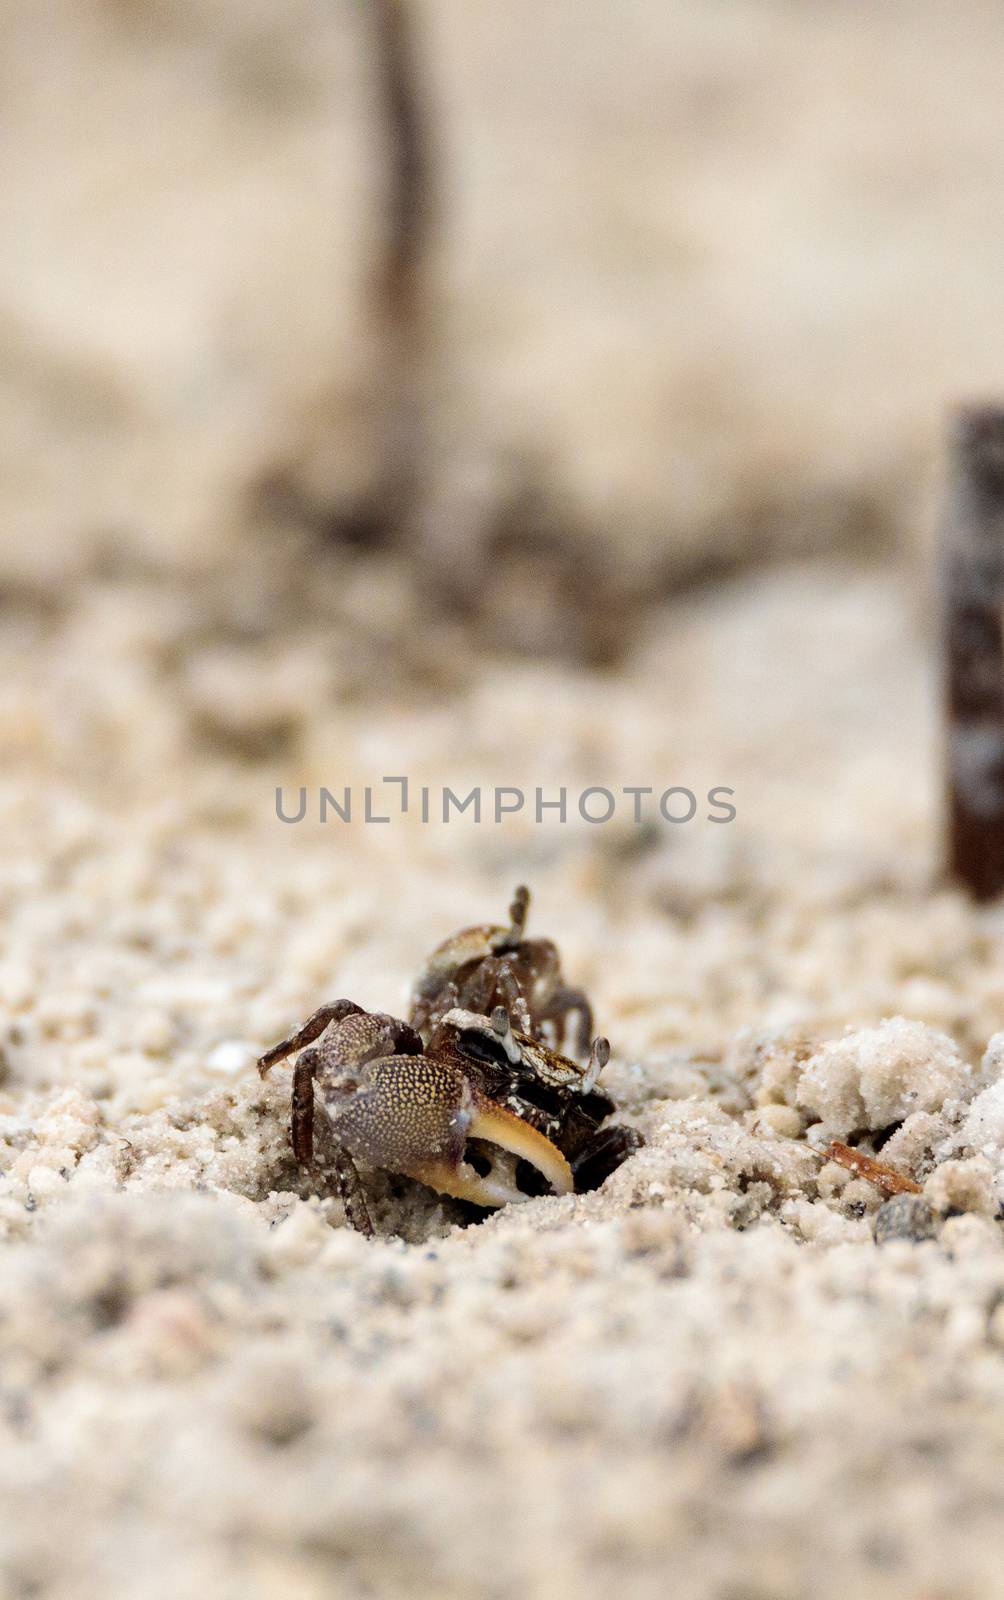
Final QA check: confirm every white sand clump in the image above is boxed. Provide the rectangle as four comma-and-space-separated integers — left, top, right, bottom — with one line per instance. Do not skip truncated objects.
924, 1158, 998, 1220
960, 1079, 1004, 1162
948, 1035, 1004, 1202
878, 1110, 948, 1183
729, 1029, 813, 1113
795, 1018, 975, 1139
6, 558, 1004, 1596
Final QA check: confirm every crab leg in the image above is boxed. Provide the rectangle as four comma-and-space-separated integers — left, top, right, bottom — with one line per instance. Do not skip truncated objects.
541, 985, 594, 1058
258, 999, 366, 1076
291, 1053, 318, 1163
329, 1146, 375, 1236
492, 964, 534, 1035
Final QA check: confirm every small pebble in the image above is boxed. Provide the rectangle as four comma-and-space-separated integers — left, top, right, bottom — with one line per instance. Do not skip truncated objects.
873, 1193, 938, 1244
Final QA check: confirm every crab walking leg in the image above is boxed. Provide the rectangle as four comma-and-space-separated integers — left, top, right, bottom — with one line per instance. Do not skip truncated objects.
542, 985, 595, 1059
460, 959, 498, 1016
570, 1124, 644, 1194
329, 1146, 375, 1236
287, 1050, 375, 1233
492, 963, 534, 1035
257, 1000, 366, 1076
291, 1053, 318, 1163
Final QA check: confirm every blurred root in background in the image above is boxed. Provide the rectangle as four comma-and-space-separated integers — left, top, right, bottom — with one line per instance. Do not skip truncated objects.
3, 0, 1004, 666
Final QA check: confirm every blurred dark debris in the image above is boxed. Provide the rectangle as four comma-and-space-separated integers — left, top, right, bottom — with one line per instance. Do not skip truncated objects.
248, 465, 639, 668
252, 466, 395, 555
428, 527, 638, 670
159, 553, 466, 759
243, 457, 907, 679
186, 700, 302, 766
0, 495, 914, 781
245, 468, 642, 672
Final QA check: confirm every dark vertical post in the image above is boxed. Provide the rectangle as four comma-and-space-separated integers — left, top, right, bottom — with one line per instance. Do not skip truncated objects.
943, 406, 1004, 900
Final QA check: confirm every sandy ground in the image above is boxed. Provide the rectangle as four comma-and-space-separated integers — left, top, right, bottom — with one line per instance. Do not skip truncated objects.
6, 3, 1004, 1595
4, 549, 1004, 1599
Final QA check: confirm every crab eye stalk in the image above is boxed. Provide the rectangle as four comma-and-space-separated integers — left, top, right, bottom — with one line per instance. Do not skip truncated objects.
490, 884, 531, 953
582, 1035, 610, 1095
507, 885, 530, 937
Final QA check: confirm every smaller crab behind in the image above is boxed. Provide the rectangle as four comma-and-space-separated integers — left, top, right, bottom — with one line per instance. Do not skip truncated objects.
409, 885, 594, 1055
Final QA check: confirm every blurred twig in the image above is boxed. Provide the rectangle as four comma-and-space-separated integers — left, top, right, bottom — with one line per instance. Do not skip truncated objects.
373, 0, 429, 322
370, 0, 432, 537
823, 1142, 921, 1198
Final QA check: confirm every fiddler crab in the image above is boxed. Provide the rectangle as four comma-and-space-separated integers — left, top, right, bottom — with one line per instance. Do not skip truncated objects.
257, 887, 643, 1236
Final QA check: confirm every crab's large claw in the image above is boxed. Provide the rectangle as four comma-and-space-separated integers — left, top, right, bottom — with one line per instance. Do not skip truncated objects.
322, 1053, 572, 1209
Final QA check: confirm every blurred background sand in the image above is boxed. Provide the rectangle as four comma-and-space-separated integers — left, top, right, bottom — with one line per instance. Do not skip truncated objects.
5, 3, 1004, 1597
4, 0, 1004, 594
